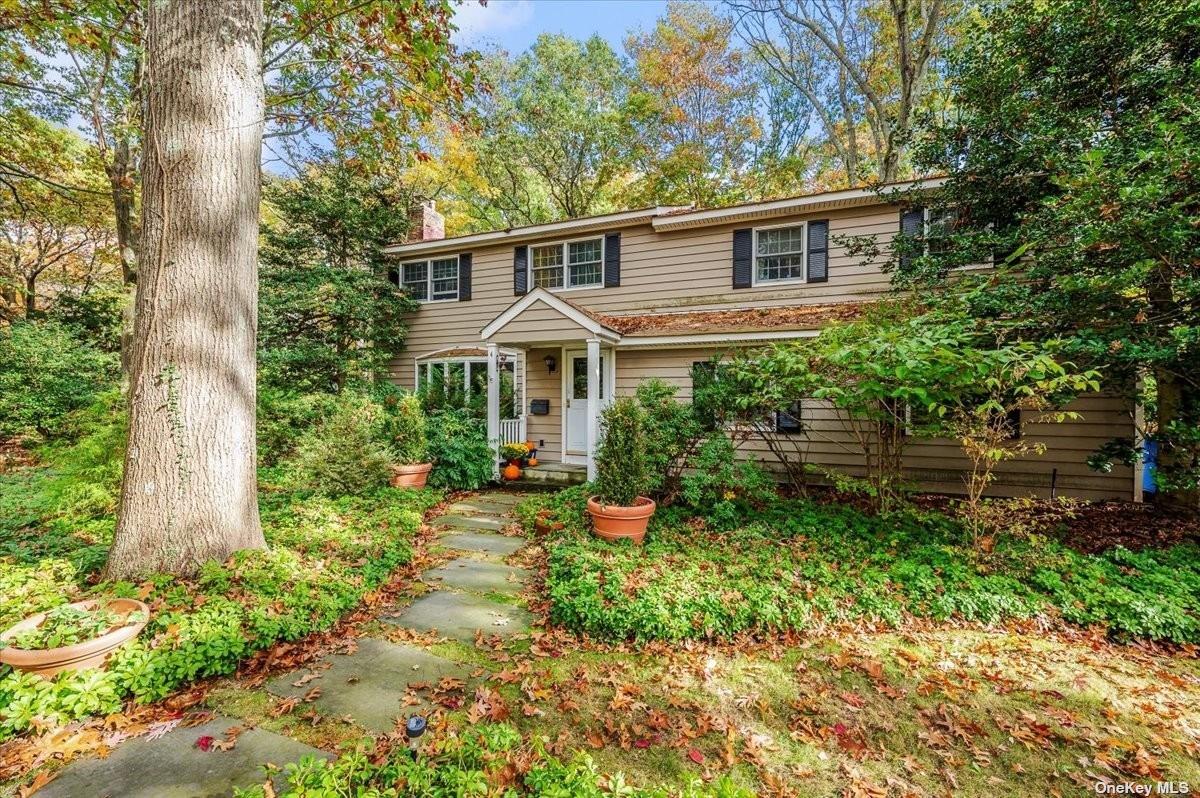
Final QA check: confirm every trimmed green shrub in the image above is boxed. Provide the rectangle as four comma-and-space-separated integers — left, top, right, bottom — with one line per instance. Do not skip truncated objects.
286, 393, 393, 495
633, 378, 706, 500
256, 387, 340, 467
593, 397, 650, 506
679, 433, 777, 530
427, 408, 494, 490
0, 320, 118, 441
381, 391, 428, 464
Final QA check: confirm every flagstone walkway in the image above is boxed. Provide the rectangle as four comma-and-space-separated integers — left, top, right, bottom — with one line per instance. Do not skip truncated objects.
36, 490, 536, 797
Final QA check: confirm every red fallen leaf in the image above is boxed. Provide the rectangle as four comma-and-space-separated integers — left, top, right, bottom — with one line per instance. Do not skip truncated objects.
833, 722, 848, 736
634, 738, 651, 749
195, 735, 214, 752
687, 748, 705, 764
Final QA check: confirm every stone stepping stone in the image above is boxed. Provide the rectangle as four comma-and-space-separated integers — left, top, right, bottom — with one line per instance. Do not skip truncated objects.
266, 638, 473, 733
425, 557, 530, 595
384, 590, 533, 643
446, 499, 518, 516
434, 514, 505, 531
439, 531, 524, 557
36, 716, 329, 798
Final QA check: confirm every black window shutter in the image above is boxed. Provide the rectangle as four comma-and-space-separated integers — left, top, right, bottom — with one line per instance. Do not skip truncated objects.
387, 265, 399, 287
899, 207, 925, 271
806, 220, 829, 283
732, 228, 753, 289
603, 232, 621, 288
513, 246, 528, 295
1005, 408, 1022, 440
458, 253, 472, 301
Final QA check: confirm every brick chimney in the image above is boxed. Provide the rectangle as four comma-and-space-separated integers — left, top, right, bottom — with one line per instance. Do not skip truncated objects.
407, 200, 445, 242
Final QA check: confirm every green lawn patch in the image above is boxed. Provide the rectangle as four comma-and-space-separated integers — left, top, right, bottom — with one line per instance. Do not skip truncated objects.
529, 486, 1200, 643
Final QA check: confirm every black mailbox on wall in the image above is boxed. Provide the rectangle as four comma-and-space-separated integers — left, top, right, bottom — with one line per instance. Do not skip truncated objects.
529, 399, 550, 416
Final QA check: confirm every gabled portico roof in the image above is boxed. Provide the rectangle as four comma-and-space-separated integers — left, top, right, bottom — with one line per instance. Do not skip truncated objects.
480, 287, 623, 344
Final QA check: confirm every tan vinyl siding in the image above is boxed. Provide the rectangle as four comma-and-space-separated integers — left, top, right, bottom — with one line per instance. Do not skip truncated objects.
488, 301, 595, 346
387, 198, 1136, 501
389, 203, 898, 387
524, 347, 562, 462
614, 347, 1135, 501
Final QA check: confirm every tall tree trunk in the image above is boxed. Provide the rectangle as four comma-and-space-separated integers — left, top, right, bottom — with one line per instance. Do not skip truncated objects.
106, 0, 266, 579
24, 274, 36, 317
110, 136, 139, 378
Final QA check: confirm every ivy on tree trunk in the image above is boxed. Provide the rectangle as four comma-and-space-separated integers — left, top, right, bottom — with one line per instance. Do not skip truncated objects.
106, 0, 266, 578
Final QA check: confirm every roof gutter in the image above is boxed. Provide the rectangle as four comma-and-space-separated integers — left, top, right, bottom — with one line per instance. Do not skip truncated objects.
382, 205, 690, 257
651, 177, 946, 231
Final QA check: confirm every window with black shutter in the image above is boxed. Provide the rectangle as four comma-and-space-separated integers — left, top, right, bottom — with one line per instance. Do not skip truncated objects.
775, 401, 803, 433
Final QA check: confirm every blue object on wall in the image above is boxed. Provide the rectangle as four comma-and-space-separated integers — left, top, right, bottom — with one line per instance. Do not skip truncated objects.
1143, 439, 1158, 494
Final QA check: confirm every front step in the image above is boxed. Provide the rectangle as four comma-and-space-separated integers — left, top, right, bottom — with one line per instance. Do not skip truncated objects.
510, 463, 587, 488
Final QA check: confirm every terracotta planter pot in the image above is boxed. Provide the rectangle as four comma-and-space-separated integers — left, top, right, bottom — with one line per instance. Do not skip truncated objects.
0, 598, 149, 678
586, 496, 656, 544
502, 462, 522, 481
390, 462, 432, 488
532, 511, 564, 537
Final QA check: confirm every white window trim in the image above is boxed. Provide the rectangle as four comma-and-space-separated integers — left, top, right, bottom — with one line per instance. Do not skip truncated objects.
750, 221, 808, 288
527, 235, 605, 293
399, 256, 460, 303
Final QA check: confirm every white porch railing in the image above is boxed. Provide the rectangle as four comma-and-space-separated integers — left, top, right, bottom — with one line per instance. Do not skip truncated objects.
498, 416, 527, 453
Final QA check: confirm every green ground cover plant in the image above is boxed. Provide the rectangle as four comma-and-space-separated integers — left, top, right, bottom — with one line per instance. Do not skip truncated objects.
0, 464, 439, 740
529, 487, 1200, 644
2, 604, 145, 650
233, 722, 752, 798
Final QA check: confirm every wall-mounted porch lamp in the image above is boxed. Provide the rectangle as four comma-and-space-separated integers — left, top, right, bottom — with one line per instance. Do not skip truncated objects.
543, 354, 557, 374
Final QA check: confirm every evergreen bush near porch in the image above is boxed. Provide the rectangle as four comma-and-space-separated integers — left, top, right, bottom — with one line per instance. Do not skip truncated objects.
593, 397, 651, 507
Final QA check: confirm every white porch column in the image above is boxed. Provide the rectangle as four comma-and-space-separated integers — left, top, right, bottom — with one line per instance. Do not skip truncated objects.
585, 337, 601, 481
486, 342, 500, 480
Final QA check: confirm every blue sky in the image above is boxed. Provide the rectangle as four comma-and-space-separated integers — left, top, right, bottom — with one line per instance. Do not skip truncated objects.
452, 0, 673, 54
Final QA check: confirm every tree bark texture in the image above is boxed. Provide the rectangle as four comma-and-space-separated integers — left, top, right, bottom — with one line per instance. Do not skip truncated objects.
106, 0, 266, 578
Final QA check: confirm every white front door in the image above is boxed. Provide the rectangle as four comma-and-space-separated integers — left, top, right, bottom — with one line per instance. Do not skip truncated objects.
565, 349, 606, 456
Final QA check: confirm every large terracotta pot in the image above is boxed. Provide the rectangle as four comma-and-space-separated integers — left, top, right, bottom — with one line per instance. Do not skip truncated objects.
390, 462, 433, 488
0, 599, 149, 678
586, 496, 656, 544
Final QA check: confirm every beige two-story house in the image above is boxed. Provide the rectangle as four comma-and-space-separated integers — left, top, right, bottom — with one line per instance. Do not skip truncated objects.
384, 181, 1139, 501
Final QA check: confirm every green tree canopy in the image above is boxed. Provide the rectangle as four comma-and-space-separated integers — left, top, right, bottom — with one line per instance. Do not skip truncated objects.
892, 0, 1200, 506
258, 160, 416, 393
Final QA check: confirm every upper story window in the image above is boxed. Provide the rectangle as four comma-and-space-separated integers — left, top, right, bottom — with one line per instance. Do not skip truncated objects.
400, 256, 459, 302
754, 224, 806, 285
531, 237, 603, 290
